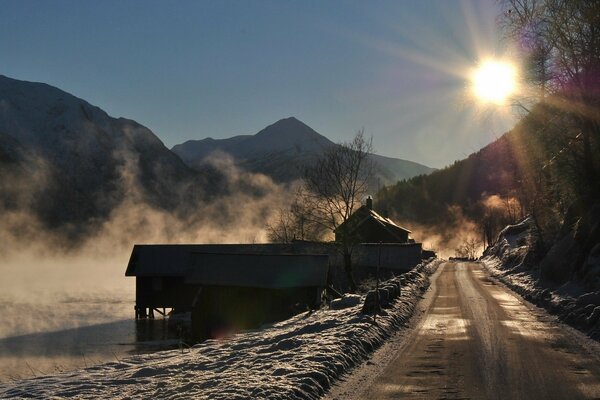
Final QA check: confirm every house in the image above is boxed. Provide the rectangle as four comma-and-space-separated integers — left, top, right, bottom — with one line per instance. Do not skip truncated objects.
125, 245, 328, 339
335, 197, 412, 243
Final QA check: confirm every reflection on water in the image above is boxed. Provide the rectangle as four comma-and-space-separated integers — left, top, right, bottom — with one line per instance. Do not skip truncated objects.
0, 318, 181, 382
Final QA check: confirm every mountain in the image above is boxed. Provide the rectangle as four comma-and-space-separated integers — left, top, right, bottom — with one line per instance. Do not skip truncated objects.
172, 117, 435, 187
0, 75, 220, 240
0, 75, 432, 244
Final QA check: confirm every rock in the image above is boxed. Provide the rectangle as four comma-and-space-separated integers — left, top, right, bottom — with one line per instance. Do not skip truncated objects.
361, 290, 379, 314
559, 298, 575, 308
580, 303, 596, 318
383, 284, 399, 299
378, 288, 391, 307
484, 218, 532, 260
359, 271, 417, 314
559, 300, 577, 320
576, 291, 600, 307
394, 281, 402, 295
540, 289, 552, 299
565, 311, 579, 324
540, 233, 579, 283
361, 286, 397, 313
329, 294, 361, 310
548, 299, 561, 314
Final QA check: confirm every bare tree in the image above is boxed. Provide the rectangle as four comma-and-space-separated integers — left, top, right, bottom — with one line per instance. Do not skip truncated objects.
455, 237, 481, 260
266, 192, 326, 243
266, 207, 299, 243
503, 195, 525, 223
298, 130, 374, 292
479, 193, 525, 248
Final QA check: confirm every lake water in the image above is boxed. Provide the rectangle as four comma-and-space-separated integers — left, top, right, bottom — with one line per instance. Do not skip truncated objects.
0, 299, 182, 382
0, 252, 190, 382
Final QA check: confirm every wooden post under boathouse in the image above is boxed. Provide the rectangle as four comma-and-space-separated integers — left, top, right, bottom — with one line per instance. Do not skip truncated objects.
125, 245, 199, 320
125, 245, 329, 338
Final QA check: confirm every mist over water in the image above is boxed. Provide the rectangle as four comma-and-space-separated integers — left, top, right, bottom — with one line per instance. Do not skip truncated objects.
0, 154, 296, 381
0, 248, 137, 381
0, 253, 132, 338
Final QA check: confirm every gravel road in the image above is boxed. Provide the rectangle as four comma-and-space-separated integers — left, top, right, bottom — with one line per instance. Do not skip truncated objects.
325, 262, 600, 400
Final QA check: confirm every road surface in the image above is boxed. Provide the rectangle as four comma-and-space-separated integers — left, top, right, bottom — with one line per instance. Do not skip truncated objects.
325, 262, 600, 400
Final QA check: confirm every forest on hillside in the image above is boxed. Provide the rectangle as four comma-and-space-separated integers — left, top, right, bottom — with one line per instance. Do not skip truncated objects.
378, 100, 599, 247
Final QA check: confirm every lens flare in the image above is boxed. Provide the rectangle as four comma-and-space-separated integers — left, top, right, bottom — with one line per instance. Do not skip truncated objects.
472, 60, 517, 104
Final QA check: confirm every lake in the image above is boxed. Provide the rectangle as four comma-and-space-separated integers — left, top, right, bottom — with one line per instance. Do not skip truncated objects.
0, 297, 182, 382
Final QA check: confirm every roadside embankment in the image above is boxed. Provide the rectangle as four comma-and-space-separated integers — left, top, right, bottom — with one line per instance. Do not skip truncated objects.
482, 217, 600, 341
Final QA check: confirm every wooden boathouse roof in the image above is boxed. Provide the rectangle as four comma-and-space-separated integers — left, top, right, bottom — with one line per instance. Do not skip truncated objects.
125, 244, 329, 289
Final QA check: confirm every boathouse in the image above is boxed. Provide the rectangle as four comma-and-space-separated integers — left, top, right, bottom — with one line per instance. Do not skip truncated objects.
125, 245, 328, 338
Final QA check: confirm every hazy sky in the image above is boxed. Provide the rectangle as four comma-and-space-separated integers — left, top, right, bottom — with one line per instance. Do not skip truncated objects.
0, 0, 518, 168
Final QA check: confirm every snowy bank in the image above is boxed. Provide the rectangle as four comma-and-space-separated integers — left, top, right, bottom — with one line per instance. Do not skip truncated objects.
482, 218, 600, 341
0, 260, 440, 399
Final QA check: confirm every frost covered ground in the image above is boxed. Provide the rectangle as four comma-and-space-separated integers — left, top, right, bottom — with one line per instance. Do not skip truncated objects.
482, 219, 600, 341
0, 260, 440, 399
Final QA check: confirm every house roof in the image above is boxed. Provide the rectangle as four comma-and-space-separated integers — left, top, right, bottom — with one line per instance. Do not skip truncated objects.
336, 205, 411, 241
125, 245, 328, 289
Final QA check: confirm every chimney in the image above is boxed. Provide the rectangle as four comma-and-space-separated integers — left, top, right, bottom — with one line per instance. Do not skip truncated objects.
366, 196, 373, 210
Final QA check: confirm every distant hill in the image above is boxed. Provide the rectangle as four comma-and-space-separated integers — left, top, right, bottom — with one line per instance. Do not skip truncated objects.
172, 117, 435, 188
0, 75, 222, 240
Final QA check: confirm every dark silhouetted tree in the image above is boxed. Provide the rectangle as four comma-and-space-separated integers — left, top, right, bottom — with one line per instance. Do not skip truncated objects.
298, 130, 373, 292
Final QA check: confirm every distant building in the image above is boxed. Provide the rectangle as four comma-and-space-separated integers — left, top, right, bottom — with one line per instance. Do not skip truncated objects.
335, 197, 412, 243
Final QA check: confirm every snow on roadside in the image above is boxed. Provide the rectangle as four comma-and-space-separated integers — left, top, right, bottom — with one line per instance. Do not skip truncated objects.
481, 256, 557, 311
0, 259, 441, 399
481, 219, 600, 341
482, 256, 600, 340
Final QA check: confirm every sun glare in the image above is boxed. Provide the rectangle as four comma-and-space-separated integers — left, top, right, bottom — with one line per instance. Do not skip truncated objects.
472, 60, 517, 104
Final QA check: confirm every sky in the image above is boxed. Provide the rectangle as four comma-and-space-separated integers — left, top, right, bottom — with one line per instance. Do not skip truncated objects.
0, 0, 519, 168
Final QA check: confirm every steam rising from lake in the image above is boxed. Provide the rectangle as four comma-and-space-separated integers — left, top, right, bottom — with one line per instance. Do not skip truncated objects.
0, 151, 300, 380
0, 153, 295, 341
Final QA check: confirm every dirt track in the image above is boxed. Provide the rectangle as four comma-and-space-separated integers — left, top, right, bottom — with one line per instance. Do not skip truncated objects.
325, 262, 600, 400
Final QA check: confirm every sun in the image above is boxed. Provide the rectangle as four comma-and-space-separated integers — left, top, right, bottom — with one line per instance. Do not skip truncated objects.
471, 60, 517, 104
